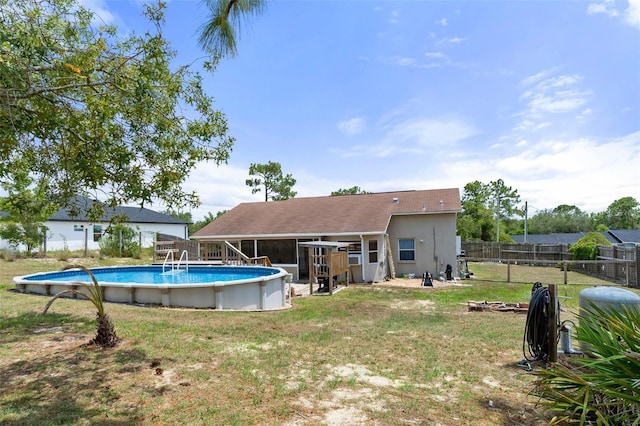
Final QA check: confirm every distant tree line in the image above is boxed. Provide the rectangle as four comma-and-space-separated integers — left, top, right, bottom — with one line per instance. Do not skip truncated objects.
458, 180, 640, 242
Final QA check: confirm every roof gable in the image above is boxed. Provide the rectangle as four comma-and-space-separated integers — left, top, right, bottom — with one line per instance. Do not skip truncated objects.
194, 188, 461, 238
606, 229, 640, 244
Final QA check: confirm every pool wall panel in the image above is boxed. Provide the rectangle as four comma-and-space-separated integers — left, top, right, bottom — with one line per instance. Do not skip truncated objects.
168, 287, 217, 309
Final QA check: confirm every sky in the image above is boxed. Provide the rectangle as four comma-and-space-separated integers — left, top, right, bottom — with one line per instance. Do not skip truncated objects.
83, 0, 639, 221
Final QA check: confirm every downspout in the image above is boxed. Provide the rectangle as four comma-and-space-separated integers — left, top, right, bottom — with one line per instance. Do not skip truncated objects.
295, 238, 300, 281
433, 227, 438, 271
359, 234, 366, 282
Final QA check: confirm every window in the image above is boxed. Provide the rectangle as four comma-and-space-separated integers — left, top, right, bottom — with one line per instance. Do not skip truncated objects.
93, 225, 102, 242
368, 240, 378, 263
343, 241, 362, 265
73, 224, 84, 232
398, 239, 415, 261
347, 242, 361, 254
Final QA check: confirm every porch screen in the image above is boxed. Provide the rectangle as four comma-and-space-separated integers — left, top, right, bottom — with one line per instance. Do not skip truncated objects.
257, 239, 296, 264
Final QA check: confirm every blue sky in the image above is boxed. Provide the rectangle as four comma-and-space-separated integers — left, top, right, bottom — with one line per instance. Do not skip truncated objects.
85, 0, 639, 221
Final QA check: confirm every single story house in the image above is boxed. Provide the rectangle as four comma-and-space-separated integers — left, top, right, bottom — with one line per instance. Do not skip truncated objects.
192, 188, 462, 282
0, 196, 189, 252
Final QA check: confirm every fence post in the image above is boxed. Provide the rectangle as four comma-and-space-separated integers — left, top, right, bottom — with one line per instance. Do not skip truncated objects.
507, 260, 511, 283
548, 284, 558, 363
84, 228, 88, 258
563, 261, 568, 285
629, 246, 640, 287
42, 227, 47, 257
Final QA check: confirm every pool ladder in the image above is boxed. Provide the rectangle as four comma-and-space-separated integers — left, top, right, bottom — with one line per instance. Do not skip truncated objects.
162, 249, 189, 274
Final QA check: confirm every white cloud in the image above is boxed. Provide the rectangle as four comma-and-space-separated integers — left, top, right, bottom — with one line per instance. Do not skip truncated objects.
430, 131, 640, 214
379, 55, 441, 69
337, 117, 367, 135
437, 18, 448, 26
389, 10, 399, 24
384, 117, 477, 147
528, 92, 590, 114
181, 163, 258, 220
587, 0, 640, 29
437, 36, 466, 45
520, 68, 559, 87
625, 0, 640, 28
515, 69, 591, 131
425, 51, 447, 59
335, 115, 478, 158
396, 57, 417, 66
497, 133, 640, 212
587, 0, 619, 17
183, 131, 640, 221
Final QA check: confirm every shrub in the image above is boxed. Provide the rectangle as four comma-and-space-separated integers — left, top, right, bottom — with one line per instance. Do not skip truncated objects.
99, 224, 141, 258
569, 232, 612, 260
534, 304, 640, 425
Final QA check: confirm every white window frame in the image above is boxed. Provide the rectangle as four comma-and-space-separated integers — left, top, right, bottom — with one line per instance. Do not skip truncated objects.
398, 239, 415, 262
368, 239, 378, 264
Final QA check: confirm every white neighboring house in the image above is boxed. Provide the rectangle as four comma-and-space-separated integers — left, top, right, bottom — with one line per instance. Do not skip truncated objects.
0, 196, 189, 252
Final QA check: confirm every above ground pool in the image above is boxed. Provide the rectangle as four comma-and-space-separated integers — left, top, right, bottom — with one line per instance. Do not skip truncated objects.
14, 265, 289, 311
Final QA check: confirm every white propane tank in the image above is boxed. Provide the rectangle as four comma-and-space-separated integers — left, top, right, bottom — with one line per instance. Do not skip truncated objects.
579, 286, 640, 314
579, 286, 640, 353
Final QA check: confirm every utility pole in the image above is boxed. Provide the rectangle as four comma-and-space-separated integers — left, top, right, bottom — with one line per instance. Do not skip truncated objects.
496, 193, 501, 242
524, 201, 528, 243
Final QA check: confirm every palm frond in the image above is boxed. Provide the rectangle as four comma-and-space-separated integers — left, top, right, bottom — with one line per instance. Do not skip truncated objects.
534, 301, 640, 424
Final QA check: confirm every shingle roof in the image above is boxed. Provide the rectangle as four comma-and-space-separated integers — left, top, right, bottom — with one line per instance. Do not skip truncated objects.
48, 196, 189, 225
510, 233, 590, 245
193, 188, 461, 239
510, 230, 640, 245
607, 229, 640, 244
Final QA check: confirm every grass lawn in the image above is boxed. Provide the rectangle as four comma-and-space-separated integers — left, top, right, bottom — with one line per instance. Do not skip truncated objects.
1, 257, 636, 425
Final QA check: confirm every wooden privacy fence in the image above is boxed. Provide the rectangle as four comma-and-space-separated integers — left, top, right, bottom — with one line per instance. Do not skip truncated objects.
462, 242, 639, 287
462, 242, 570, 264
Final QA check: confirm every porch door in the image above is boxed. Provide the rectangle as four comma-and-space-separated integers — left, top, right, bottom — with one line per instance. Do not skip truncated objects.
297, 239, 312, 280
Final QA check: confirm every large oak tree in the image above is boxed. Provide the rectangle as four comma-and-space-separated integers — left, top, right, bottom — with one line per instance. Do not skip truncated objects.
1, 0, 234, 220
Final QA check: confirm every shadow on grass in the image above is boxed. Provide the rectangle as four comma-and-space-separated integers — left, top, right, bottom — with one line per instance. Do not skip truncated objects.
473, 362, 550, 425
480, 395, 547, 425
0, 311, 94, 345
0, 313, 157, 425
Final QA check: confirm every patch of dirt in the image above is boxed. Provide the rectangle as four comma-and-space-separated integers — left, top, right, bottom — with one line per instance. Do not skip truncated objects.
327, 363, 403, 388
284, 363, 409, 426
373, 277, 466, 289
389, 299, 435, 311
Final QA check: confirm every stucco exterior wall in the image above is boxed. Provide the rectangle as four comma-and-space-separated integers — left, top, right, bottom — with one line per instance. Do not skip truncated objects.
386, 213, 458, 279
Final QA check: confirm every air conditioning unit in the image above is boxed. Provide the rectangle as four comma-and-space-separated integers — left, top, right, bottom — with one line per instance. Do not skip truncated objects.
348, 254, 362, 265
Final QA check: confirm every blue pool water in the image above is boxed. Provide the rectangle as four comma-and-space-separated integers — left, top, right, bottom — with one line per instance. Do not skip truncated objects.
22, 266, 279, 285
